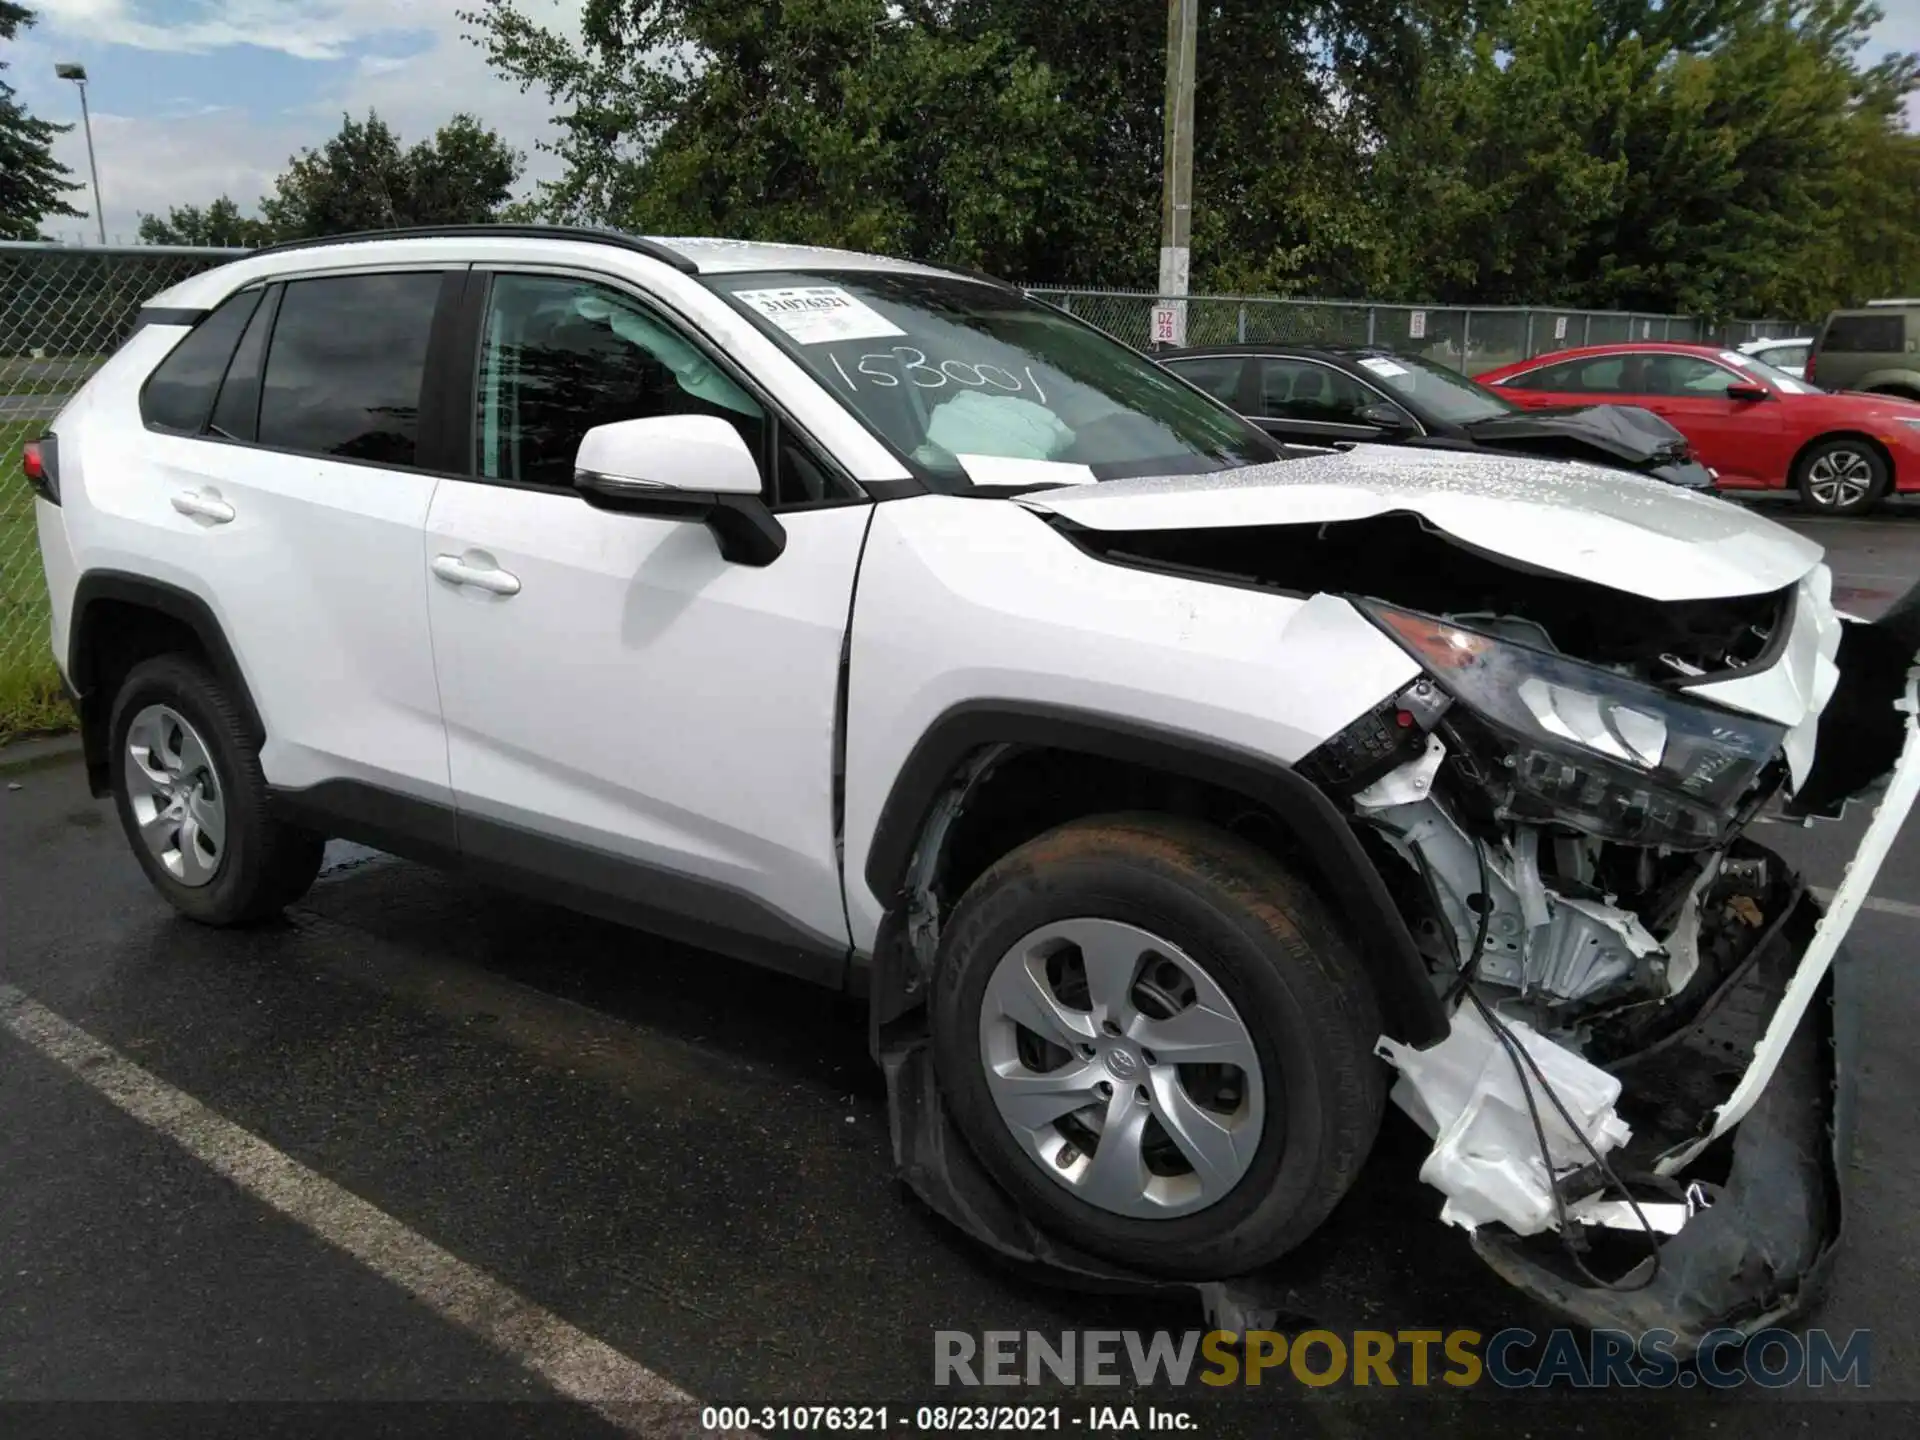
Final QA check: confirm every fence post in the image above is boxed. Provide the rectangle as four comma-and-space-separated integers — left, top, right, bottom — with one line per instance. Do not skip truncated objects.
1366, 306, 1376, 346
1059, 294, 1072, 316
1583, 314, 1592, 346
1523, 309, 1534, 359
1460, 310, 1472, 374
1237, 304, 1246, 343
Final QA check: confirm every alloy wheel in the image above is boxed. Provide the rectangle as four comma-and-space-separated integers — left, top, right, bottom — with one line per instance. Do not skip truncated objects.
123, 703, 226, 887
1805, 448, 1876, 509
977, 918, 1266, 1218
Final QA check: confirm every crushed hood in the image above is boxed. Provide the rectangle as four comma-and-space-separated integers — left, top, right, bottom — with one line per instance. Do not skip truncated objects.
1460, 403, 1689, 465
1019, 447, 1823, 603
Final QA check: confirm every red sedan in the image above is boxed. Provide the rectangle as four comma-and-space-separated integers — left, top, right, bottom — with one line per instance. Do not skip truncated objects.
1477, 341, 1920, 515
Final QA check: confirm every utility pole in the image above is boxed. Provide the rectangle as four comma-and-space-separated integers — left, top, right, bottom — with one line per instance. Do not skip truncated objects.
1156, 0, 1197, 349
55, 63, 106, 244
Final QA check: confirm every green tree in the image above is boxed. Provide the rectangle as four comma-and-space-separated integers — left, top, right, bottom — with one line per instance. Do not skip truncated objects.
1372, 0, 1920, 316
465, 2, 1084, 276
258, 110, 522, 239
0, 1, 82, 240
464, 0, 1471, 287
137, 196, 276, 248
466, 0, 1919, 313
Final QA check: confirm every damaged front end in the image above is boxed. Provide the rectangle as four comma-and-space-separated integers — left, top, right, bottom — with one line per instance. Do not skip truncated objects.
1287, 557, 1920, 1354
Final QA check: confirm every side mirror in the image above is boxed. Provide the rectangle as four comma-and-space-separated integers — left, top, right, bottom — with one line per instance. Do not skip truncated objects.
573, 415, 785, 566
1726, 384, 1771, 403
1357, 400, 1415, 432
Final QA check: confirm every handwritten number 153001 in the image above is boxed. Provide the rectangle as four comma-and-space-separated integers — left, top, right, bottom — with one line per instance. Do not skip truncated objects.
826, 346, 1050, 403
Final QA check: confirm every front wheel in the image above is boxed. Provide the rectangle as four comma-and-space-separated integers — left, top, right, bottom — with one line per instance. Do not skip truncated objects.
1796, 438, 1888, 515
930, 813, 1385, 1279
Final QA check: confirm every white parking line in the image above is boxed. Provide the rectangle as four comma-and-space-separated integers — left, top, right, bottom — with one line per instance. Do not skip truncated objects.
0, 982, 715, 1435
1812, 888, 1920, 921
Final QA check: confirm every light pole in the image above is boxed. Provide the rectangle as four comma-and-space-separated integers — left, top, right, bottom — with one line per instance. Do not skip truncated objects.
55, 62, 106, 244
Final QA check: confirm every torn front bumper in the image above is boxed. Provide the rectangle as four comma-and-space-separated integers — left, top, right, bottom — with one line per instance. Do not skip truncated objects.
1474, 893, 1856, 1355
1458, 677, 1920, 1356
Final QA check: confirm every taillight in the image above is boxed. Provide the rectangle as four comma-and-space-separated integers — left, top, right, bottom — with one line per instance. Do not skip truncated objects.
21, 435, 58, 504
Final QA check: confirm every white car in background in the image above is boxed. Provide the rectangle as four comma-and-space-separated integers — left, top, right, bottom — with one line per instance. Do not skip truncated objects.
1738, 335, 1814, 380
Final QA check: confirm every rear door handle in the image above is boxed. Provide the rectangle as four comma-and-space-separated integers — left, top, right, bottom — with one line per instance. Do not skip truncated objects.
432, 553, 521, 596
170, 490, 235, 524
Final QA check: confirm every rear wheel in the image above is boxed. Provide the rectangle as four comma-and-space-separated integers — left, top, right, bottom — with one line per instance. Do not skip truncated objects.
1795, 438, 1888, 515
109, 655, 324, 926
931, 813, 1385, 1278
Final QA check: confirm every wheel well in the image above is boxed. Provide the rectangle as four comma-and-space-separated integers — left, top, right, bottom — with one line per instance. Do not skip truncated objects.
67, 578, 261, 797
907, 742, 1444, 1049
1789, 430, 1892, 488
69, 599, 209, 794
936, 748, 1316, 911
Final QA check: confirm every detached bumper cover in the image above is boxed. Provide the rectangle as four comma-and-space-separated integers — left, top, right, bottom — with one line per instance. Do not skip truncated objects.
1475, 907, 1855, 1353
1470, 677, 1920, 1354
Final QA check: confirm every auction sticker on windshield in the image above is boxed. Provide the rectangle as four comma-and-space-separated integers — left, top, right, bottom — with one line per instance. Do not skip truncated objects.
1358, 357, 1411, 378
733, 286, 905, 345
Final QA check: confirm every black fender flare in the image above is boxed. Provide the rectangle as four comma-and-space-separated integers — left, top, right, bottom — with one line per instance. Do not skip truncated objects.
862, 700, 1449, 1048
67, 570, 265, 794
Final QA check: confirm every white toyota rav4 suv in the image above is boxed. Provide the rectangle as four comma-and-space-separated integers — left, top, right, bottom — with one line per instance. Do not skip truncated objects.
26, 227, 1920, 1348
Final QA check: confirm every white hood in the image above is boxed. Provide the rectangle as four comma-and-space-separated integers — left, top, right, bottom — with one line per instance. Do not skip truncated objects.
1017, 445, 1823, 603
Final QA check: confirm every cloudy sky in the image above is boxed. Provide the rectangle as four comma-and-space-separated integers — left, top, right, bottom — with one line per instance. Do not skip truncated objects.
6, 0, 1920, 244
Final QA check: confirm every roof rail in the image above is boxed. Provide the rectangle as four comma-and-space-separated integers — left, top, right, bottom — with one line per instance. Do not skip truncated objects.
244, 224, 699, 274
1865, 298, 1920, 307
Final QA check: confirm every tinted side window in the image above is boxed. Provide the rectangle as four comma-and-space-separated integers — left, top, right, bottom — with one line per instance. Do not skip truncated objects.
1512, 356, 1628, 393
1164, 356, 1246, 405
1646, 356, 1740, 396
1822, 314, 1903, 353
1259, 358, 1375, 422
208, 285, 278, 442
140, 289, 262, 433
476, 272, 768, 492
1501, 358, 1576, 391
258, 272, 443, 466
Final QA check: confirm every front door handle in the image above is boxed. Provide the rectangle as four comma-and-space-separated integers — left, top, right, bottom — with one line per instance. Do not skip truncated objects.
432, 553, 522, 596
170, 490, 235, 524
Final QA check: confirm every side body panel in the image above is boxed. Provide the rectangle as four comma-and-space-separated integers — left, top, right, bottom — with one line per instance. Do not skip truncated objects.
838, 495, 1422, 950
51, 324, 450, 802
422, 470, 872, 960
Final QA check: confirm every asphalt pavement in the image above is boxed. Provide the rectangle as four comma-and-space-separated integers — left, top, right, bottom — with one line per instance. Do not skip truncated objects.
1, 509, 1917, 1436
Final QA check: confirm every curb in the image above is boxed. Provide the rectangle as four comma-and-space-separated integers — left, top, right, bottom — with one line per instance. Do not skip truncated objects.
0, 732, 83, 776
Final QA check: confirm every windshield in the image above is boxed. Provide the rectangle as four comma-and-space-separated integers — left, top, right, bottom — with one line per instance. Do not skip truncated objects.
1720, 350, 1819, 394
1347, 351, 1515, 424
707, 271, 1283, 489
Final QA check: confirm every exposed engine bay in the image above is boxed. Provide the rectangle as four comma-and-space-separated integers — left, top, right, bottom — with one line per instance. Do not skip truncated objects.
1067, 509, 1920, 1312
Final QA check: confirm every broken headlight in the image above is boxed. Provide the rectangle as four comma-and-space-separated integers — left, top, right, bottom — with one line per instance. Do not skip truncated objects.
1357, 600, 1787, 848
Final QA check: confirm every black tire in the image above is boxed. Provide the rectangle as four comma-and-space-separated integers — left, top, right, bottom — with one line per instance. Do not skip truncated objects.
108, 654, 325, 926
930, 812, 1386, 1279
1795, 437, 1889, 516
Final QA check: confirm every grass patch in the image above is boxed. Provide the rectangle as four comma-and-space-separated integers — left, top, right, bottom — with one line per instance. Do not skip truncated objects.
0, 418, 73, 740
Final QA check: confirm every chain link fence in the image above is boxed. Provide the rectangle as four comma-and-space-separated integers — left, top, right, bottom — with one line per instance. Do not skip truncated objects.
0, 241, 1803, 736
1027, 290, 1802, 372
1, 243, 245, 734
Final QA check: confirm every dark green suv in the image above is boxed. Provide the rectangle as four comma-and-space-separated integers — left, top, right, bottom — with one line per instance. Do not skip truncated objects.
1808, 304, 1920, 397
